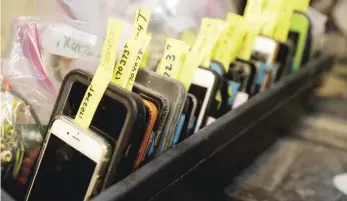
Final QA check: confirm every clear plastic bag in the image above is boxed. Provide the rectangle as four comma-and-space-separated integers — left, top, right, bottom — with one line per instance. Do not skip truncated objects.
1, 75, 44, 199
2, 17, 58, 124
36, 0, 239, 68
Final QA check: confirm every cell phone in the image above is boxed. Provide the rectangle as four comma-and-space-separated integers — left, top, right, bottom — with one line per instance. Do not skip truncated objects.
172, 98, 190, 146
251, 36, 280, 65
289, 11, 311, 71
209, 61, 226, 117
133, 99, 158, 169
135, 69, 187, 154
252, 62, 272, 95
216, 60, 256, 115
50, 70, 147, 188
273, 42, 293, 82
230, 59, 257, 94
178, 94, 198, 141
189, 67, 219, 132
132, 83, 170, 159
26, 116, 110, 201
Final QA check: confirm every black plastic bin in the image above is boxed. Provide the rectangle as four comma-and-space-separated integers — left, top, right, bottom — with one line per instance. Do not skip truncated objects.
1, 54, 334, 201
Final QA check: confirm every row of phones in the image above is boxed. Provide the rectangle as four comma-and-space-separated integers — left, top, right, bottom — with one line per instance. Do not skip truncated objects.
22, 11, 312, 201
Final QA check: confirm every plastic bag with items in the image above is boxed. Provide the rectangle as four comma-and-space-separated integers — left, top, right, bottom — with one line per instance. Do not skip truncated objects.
1, 75, 44, 199
36, 0, 239, 68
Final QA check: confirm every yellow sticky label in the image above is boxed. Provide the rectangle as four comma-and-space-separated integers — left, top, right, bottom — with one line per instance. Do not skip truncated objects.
292, 0, 310, 12
132, 9, 152, 40
215, 27, 245, 71
193, 18, 227, 68
263, 0, 284, 11
112, 40, 140, 88
181, 29, 196, 48
244, 0, 265, 18
260, 9, 279, 38
126, 34, 152, 91
178, 51, 205, 90
238, 17, 261, 61
273, 3, 293, 41
75, 18, 123, 128
140, 47, 149, 69
157, 38, 189, 79
213, 13, 244, 71
112, 8, 152, 89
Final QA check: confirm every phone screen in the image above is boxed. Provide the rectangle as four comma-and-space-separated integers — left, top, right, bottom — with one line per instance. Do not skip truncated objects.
188, 84, 208, 130
28, 134, 95, 201
63, 81, 127, 148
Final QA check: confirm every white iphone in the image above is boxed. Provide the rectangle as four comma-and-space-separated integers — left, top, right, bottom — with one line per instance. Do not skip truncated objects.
251, 36, 279, 64
188, 68, 218, 133
26, 115, 110, 201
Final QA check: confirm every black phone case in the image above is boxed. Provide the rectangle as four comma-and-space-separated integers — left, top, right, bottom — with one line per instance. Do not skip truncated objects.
274, 42, 293, 82
132, 83, 170, 159
209, 61, 227, 118
49, 69, 147, 189
217, 59, 257, 116
178, 94, 197, 142
173, 98, 190, 145
135, 69, 187, 155
295, 11, 312, 67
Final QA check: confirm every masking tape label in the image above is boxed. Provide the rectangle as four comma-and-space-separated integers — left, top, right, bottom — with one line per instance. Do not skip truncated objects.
140, 47, 149, 69
244, 0, 265, 18
112, 40, 140, 88
178, 51, 204, 90
133, 9, 152, 40
238, 17, 261, 61
126, 34, 152, 90
260, 9, 279, 37
157, 38, 188, 79
75, 18, 123, 128
292, 0, 309, 12
274, 3, 293, 41
194, 18, 227, 67
214, 13, 244, 71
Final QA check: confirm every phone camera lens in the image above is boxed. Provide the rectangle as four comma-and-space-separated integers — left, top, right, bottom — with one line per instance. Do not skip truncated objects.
67, 132, 69, 135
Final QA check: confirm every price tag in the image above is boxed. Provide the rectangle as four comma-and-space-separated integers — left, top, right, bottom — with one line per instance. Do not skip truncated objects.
75, 18, 123, 128
157, 38, 188, 79
126, 33, 152, 91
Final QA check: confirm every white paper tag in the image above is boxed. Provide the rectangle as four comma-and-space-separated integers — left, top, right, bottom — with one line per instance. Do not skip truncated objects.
232, 92, 249, 109
40, 24, 100, 60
